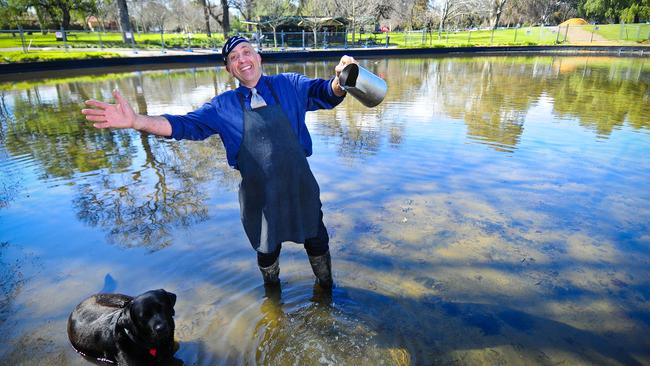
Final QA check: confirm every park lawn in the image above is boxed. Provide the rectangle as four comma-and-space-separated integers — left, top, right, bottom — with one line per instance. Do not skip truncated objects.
430, 27, 558, 46
0, 31, 228, 49
0, 31, 61, 47
1, 50, 122, 63
362, 27, 558, 47
0, 31, 125, 48
593, 23, 650, 42
0, 25, 645, 58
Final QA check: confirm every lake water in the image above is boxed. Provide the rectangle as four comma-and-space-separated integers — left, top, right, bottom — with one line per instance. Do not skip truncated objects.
1, 55, 649, 365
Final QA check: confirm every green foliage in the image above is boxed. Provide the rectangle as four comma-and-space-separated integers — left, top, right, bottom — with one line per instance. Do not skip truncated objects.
24, 0, 97, 27
580, 0, 650, 22
620, 1, 650, 23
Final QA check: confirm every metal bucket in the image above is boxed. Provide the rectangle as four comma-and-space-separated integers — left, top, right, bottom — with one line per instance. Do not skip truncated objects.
339, 63, 387, 108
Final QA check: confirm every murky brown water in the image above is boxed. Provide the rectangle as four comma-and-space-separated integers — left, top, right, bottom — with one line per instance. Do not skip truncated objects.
1, 55, 649, 365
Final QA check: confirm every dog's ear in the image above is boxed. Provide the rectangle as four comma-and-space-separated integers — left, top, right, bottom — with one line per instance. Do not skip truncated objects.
164, 290, 177, 308
116, 301, 133, 331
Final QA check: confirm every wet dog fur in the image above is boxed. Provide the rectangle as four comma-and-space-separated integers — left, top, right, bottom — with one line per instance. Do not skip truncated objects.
67, 289, 177, 365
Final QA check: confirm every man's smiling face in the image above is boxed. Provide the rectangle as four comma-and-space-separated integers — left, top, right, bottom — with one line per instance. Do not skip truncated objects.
225, 42, 262, 88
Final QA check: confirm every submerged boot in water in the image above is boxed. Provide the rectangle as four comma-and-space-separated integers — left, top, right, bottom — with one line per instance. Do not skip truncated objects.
259, 258, 280, 286
308, 251, 333, 289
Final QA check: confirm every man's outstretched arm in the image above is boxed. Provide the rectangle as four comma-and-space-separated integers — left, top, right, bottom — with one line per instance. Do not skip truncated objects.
82, 89, 172, 137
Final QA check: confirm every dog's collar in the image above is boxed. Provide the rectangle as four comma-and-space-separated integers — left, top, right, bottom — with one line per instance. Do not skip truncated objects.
122, 327, 158, 358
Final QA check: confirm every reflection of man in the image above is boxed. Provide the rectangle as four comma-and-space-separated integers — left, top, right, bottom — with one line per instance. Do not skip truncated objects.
82, 36, 356, 290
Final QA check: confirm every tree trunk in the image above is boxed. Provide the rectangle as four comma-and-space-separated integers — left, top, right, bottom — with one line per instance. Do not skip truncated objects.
491, 0, 507, 30
116, 0, 132, 43
35, 8, 47, 34
246, 3, 254, 32
221, 0, 230, 38
60, 5, 71, 41
61, 6, 71, 30
272, 26, 278, 48
200, 0, 212, 37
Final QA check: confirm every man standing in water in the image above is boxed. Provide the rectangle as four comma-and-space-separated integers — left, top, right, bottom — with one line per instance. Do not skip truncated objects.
82, 36, 355, 290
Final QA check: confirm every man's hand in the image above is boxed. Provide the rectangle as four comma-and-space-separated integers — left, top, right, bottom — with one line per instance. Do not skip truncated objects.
82, 89, 139, 130
332, 55, 357, 97
81, 89, 172, 136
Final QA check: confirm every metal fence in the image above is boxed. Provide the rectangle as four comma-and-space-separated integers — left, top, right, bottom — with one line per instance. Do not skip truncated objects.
1, 23, 648, 54
555, 23, 650, 43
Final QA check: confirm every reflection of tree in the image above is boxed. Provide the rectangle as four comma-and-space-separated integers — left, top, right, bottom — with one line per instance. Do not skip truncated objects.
3, 87, 134, 179
1, 93, 20, 209
2, 58, 647, 248
433, 58, 550, 152
69, 76, 238, 250
412, 56, 649, 149
271, 60, 406, 159
2, 71, 240, 250
551, 60, 650, 136
73, 135, 239, 250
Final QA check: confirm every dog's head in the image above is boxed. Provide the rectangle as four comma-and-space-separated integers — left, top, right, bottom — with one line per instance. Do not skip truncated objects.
117, 289, 177, 355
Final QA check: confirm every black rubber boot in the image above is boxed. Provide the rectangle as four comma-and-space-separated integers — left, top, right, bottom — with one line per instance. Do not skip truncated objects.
308, 250, 333, 289
311, 283, 333, 305
259, 258, 280, 286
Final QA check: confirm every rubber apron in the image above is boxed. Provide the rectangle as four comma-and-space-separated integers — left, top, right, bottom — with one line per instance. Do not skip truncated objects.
236, 80, 321, 254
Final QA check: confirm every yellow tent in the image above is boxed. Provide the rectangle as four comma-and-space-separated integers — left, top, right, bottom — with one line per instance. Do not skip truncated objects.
559, 18, 589, 26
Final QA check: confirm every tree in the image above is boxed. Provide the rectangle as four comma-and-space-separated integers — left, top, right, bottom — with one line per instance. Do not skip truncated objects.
116, 0, 133, 42
197, 0, 212, 37
578, 0, 648, 23
26, 0, 96, 31
140, 1, 171, 34
230, 0, 257, 31
620, 0, 650, 23
0, 0, 28, 29
258, 0, 295, 47
296, 0, 337, 47
369, 0, 395, 26
514, 0, 560, 25
205, 0, 231, 37
488, 0, 508, 29
433, 0, 473, 37
392, 0, 429, 30
332, 0, 375, 44
94, 0, 118, 32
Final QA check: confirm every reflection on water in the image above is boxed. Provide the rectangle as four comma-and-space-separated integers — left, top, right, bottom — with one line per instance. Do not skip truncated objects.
1, 56, 649, 365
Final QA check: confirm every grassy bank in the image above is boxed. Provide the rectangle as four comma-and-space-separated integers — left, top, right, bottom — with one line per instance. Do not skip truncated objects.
2, 23, 648, 51
593, 23, 650, 42
1, 24, 648, 64
1, 50, 122, 63
0, 31, 226, 50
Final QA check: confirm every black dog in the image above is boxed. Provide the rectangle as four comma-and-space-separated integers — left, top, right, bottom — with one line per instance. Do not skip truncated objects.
67, 289, 177, 365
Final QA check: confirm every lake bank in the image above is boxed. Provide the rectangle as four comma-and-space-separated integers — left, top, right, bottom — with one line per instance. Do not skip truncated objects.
1, 45, 648, 80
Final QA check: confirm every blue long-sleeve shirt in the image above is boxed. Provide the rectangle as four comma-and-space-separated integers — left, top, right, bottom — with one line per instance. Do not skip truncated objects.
163, 73, 345, 168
